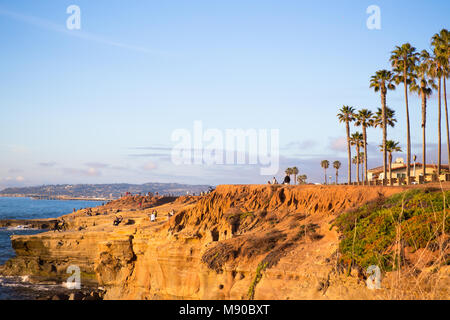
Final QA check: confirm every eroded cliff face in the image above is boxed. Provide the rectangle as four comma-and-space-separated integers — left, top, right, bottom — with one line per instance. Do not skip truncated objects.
0, 185, 422, 299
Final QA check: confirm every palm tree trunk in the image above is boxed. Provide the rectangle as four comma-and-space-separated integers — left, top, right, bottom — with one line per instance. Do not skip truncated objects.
346, 122, 352, 185
389, 153, 393, 185
336, 170, 339, 185
356, 147, 360, 185
382, 91, 387, 185
444, 77, 449, 170
438, 77, 442, 175
404, 71, 411, 185
422, 91, 427, 181
363, 126, 368, 185
324, 169, 327, 185
361, 162, 363, 182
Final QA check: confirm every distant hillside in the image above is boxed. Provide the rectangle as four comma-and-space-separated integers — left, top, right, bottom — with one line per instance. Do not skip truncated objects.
0, 183, 212, 199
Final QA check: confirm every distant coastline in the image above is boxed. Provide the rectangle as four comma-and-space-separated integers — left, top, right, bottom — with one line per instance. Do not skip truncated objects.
0, 182, 212, 201
0, 194, 111, 201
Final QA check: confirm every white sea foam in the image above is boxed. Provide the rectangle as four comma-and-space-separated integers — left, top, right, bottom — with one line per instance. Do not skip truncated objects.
0, 276, 53, 291
62, 281, 79, 290
6, 225, 39, 231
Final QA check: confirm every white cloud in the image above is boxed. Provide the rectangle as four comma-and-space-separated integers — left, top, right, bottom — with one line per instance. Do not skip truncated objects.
142, 162, 157, 171
63, 167, 102, 177
329, 137, 347, 152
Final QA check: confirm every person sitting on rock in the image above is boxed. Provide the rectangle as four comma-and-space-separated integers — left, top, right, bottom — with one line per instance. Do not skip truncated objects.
53, 218, 66, 232
60, 218, 67, 231
149, 212, 156, 222
272, 177, 278, 185
283, 175, 291, 185
53, 220, 60, 232
113, 215, 123, 226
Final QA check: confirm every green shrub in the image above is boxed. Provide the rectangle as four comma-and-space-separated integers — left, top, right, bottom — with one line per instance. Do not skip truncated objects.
247, 262, 268, 300
333, 189, 450, 271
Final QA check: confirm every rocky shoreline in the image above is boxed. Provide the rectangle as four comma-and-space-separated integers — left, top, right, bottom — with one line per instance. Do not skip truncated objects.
0, 219, 57, 230
40, 288, 105, 300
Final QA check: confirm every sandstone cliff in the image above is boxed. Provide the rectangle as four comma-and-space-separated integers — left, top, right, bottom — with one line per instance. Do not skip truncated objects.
0, 185, 447, 300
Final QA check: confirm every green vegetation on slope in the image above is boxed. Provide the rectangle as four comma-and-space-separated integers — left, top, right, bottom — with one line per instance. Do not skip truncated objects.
333, 188, 450, 271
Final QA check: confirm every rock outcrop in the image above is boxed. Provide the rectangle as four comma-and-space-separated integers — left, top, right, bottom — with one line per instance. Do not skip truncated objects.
2, 185, 446, 300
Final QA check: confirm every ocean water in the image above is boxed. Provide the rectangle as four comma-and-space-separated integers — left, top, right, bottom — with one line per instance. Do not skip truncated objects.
0, 197, 103, 300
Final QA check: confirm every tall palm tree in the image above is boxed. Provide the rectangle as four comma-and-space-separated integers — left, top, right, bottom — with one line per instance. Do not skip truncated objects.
337, 106, 356, 184
390, 43, 418, 185
297, 175, 307, 185
430, 33, 446, 174
333, 161, 341, 185
432, 29, 450, 171
292, 167, 299, 185
355, 109, 374, 185
411, 50, 435, 180
350, 132, 363, 184
443, 30, 450, 169
321, 160, 330, 185
380, 140, 402, 185
370, 70, 396, 185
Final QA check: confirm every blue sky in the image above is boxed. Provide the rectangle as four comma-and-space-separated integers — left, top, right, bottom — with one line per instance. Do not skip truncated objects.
0, 0, 449, 188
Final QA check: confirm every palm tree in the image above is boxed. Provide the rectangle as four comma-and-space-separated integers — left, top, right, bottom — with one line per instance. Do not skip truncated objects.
432, 29, 450, 172
441, 30, 450, 169
297, 175, 307, 185
411, 50, 435, 180
390, 43, 418, 185
355, 109, 374, 185
333, 161, 341, 185
370, 70, 396, 185
350, 132, 363, 184
285, 168, 293, 180
338, 106, 356, 185
443, 30, 450, 169
321, 160, 330, 185
373, 106, 397, 129
359, 152, 365, 182
292, 167, 299, 185
352, 154, 364, 183
380, 140, 402, 185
